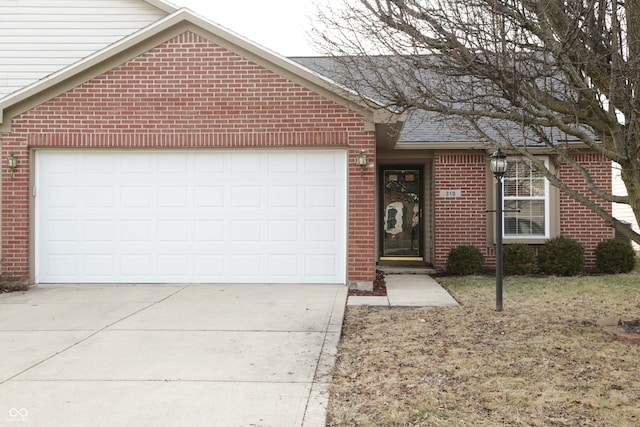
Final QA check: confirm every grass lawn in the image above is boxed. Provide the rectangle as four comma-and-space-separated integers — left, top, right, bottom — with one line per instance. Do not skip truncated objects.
327, 273, 640, 426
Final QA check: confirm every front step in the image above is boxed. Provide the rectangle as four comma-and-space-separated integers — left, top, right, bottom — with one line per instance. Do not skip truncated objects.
378, 266, 437, 275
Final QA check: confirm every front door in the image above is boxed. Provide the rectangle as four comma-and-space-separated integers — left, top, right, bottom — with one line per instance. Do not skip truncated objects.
380, 166, 423, 261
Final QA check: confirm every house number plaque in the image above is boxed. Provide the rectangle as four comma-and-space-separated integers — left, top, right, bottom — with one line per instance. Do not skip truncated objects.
439, 190, 462, 198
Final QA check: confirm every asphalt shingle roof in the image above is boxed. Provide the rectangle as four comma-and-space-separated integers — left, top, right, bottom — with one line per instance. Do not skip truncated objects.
290, 56, 563, 147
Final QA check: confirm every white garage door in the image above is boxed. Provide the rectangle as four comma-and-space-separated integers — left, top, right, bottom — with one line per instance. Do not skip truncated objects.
35, 149, 347, 284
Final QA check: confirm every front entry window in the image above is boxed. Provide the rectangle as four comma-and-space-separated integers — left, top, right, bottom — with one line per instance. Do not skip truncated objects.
381, 167, 422, 259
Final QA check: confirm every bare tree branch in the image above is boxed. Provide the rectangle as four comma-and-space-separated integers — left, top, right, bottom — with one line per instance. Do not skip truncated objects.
312, 0, 640, 244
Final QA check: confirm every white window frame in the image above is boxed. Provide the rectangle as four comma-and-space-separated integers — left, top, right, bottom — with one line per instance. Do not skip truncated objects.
502, 156, 550, 240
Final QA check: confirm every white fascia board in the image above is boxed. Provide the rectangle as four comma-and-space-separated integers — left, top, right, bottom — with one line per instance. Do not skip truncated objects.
144, 0, 179, 13
394, 140, 591, 151
395, 142, 486, 150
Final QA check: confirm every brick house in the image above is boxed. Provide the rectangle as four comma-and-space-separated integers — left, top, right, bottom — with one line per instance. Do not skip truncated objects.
0, 5, 612, 287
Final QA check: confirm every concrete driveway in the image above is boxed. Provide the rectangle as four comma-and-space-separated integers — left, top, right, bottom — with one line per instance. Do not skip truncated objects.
0, 284, 347, 427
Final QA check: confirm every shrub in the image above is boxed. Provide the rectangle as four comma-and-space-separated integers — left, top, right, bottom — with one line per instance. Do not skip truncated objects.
595, 239, 636, 274
503, 243, 536, 275
538, 236, 584, 276
447, 245, 485, 275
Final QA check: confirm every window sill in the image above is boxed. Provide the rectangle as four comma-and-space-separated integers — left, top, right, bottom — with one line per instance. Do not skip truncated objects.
502, 238, 548, 245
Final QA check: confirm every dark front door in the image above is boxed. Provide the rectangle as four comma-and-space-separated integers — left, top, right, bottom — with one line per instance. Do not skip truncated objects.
380, 166, 423, 260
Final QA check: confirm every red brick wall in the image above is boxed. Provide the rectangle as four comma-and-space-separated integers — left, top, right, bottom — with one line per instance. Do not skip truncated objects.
433, 152, 613, 271
1, 31, 377, 283
433, 153, 488, 269
557, 153, 613, 267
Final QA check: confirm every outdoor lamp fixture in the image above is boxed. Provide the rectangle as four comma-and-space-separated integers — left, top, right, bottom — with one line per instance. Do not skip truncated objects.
490, 148, 508, 178
355, 149, 367, 174
7, 153, 18, 179
490, 149, 508, 312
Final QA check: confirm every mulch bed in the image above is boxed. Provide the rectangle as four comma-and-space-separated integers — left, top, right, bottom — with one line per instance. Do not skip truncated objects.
600, 317, 640, 344
348, 270, 387, 296
0, 279, 29, 294
620, 319, 640, 334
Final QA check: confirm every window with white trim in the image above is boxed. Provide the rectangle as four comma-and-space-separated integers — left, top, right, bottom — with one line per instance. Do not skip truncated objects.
503, 157, 550, 238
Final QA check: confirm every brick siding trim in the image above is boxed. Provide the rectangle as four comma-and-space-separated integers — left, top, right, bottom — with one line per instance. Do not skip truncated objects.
27, 132, 349, 148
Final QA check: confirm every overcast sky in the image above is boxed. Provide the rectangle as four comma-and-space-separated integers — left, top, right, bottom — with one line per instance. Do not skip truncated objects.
173, 0, 327, 56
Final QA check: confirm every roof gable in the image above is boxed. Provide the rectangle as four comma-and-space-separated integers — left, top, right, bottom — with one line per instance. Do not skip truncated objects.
0, 9, 400, 133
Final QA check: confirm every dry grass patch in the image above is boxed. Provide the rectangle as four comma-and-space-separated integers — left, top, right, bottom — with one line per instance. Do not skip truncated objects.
327, 274, 640, 426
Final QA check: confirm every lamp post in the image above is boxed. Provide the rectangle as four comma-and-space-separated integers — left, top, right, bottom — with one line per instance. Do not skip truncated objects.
490, 149, 508, 312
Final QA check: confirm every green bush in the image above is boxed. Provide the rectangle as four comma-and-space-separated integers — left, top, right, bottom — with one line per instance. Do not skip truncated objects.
538, 236, 584, 276
447, 245, 485, 275
503, 243, 536, 275
595, 239, 636, 274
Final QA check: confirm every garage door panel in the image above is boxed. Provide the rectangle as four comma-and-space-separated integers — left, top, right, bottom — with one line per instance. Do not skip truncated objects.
304, 151, 338, 173
121, 254, 152, 277
84, 221, 114, 242
157, 254, 188, 277
82, 254, 115, 278
194, 154, 224, 173
193, 220, 225, 242
305, 220, 337, 242
194, 186, 225, 207
267, 254, 299, 278
47, 220, 79, 242
267, 221, 299, 242
158, 186, 188, 208
305, 254, 337, 278
231, 254, 262, 276
84, 154, 115, 173
43, 254, 78, 278
231, 221, 261, 242
194, 254, 225, 276
157, 220, 189, 242
305, 186, 338, 208
121, 221, 151, 242
83, 186, 113, 207
268, 187, 300, 209
47, 186, 78, 208
36, 150, 346, 284
267, 150, 298, 167
231, 153, 261, 173
158, 152, 188, 173
231, 186, 262, 208
45, 153, 78, 174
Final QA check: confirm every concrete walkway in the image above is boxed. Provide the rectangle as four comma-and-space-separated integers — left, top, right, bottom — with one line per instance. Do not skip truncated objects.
0, 284, 347, 427
348, 274, 459, 307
